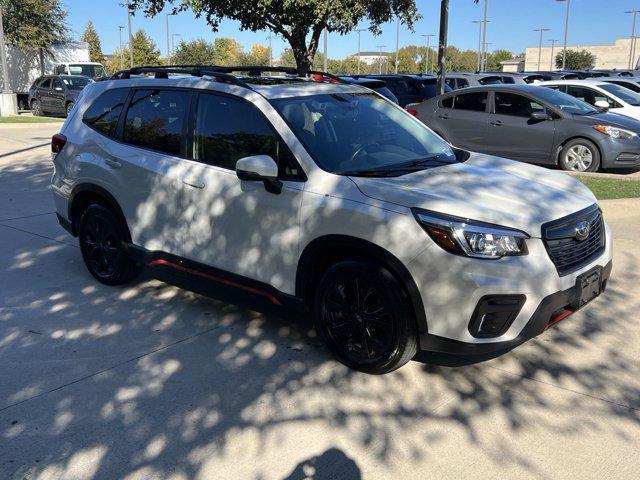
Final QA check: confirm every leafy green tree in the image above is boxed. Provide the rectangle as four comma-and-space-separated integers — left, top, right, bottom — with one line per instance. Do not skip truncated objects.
129, 0, 420, 71
278, 48, 296, 68
0, 0, 68, 51
445, 46, 477, 72
555, 49, 595, 70
105, 47, 127, 73
80, 21, 104, 63
213, 37, 242, 65
241, 44, 271, 66
486, 49, 514, 71
389, 45, 421, 73
172, 38, 217, 65
131, 29, 161, 66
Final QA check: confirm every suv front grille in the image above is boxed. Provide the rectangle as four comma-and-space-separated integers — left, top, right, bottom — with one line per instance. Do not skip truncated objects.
542, 205, 605, 276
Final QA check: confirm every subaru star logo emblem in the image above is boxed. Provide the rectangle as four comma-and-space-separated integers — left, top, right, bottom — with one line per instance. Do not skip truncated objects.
575, 221, 590, 241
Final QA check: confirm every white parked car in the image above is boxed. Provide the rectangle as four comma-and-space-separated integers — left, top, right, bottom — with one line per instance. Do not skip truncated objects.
50, 66, 613, 374
539, 79, 640, 120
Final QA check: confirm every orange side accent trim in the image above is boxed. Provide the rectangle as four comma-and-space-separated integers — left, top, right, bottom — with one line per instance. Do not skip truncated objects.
147, 259, 282, 306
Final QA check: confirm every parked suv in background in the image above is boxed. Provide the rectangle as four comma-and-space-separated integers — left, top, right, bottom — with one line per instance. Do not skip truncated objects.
29, 75, 92, 117
414, 84, 640, 171
51, 66, 612, 374
363, 74, 452, 107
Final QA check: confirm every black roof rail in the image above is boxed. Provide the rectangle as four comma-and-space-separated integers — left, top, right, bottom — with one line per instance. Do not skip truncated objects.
110, 64, 347, 86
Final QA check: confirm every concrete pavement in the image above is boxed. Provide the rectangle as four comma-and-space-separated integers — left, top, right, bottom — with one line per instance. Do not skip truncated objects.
1, 124, 639, 480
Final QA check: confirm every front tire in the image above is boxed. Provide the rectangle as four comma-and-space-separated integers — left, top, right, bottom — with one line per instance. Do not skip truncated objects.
559, 139, 601, 172
78, 204, 141, 286
31, 100, 41, 117
66, 101, 75, 116
313, 260, 418, 374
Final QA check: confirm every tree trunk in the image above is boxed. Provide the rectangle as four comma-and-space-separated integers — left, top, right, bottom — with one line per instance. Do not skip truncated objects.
436, 0, 449, 95
289, 25, 322, 72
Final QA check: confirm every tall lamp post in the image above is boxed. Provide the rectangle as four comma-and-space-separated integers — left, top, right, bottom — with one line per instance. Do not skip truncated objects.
556, 0, 571, 70
420, 34, 435, 74
355, 29, 366, 74
626, 10, 640, 69
165, 12, 176, 65
127, 0, 134, 67
267, 32, 273, 67
480, 0, 489, 72
395, 18, 400, 74
171, 33, 181, 60
323, 28, 328, 72
534, 28, 550, 71
548, 38, 559, 70
118, 26, 125, 69
376, 45, 387, 74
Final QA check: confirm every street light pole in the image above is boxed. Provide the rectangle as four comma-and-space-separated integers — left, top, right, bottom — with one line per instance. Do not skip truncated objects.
549, 39, 559, 70
395, 18, 400, 74
556, 0, 571, 70
118, 26, 125, 69
127, 0, 134, 67
480, 0, 489, 72
376, 45, 386, 74
420, 34, 435, 74
355, 29, 366, 74
534, 28, 550, 71
267, 32, 273, 67
323, 28, 328, 71
626, 10, 640, 69
472, 20, 482, 72
165, 13, 176, 65
171, 33, 181, 60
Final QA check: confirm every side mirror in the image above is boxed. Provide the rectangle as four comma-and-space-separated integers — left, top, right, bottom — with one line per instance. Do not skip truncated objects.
594, 100, 610, 111
236, 155, 282, 194
531, 111, 551, 121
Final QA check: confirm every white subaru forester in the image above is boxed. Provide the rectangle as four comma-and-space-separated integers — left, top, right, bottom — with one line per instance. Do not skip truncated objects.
51, 66, 612, 374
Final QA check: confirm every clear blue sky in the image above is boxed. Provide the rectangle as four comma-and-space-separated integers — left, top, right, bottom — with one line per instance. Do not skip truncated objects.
62, 0, 639, 58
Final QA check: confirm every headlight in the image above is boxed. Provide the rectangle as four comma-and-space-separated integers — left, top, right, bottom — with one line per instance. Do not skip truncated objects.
412, 209, 529, 259
593, 125, 638, 140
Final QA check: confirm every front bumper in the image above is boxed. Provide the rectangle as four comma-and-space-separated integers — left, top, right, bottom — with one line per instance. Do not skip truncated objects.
600, 136, 640, 168
419, 260, 612, 355
406, 219, 613, 352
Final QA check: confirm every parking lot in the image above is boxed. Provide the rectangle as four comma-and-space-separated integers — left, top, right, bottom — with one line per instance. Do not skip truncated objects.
1, 123, 639, 479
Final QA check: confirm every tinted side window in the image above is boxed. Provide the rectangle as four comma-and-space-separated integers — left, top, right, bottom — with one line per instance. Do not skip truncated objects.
123, 89, 189, 156
445, 78, 456, 89
52, 79, 63, 90
83, 88, 130, 138
195, 93, 300, 178
40, 78, 51, 89
494, 92, 545, 117
613, 81, 640, 93
441, 96, 454, 108
453, 92, 488, 112
457, 78, 469, 88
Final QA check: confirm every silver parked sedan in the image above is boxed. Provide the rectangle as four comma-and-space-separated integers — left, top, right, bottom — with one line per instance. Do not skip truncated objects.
411, 84, 640, 172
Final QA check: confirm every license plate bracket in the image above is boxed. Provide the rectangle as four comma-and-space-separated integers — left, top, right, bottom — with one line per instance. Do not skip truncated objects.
574, 267, 603, 308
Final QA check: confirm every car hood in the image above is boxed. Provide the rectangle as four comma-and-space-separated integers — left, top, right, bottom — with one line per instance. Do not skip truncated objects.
350, 153, 597, 237
571, 111, 640, 130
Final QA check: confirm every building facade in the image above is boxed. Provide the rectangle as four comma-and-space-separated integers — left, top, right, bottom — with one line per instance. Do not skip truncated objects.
524, 37, 637, 71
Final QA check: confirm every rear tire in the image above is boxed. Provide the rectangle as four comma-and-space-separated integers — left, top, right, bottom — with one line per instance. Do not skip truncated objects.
313, 260, 418, 374
31, 100, 41, 117
66, 101, 75, 116
78, 204, 141, 286
559, 139, 601, 172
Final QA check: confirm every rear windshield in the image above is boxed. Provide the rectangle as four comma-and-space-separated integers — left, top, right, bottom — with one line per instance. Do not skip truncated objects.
536, 87, 597, 115
61, 76, 93, 90
271, 92, 455, 175
478, 76, 503, 85
600, 83, 640, 106
68, 64, 107, 79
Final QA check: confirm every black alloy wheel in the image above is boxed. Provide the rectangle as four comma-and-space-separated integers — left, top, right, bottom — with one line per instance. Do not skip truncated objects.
314, 260, 417, 374
78, 204, 141, 285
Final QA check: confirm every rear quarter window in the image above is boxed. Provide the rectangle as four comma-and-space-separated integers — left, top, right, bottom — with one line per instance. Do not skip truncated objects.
82, 88, 130, 138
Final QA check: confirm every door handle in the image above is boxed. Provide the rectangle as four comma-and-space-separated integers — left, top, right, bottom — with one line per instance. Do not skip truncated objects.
104, 158, 122, 169
490, 120, 502, 127
182, 178, 205, 189
438, 114, 449, 119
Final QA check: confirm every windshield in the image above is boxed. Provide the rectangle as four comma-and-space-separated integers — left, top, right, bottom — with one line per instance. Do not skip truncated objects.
600, 83, 640, 106
68, 64, 107, 79
537, 87, 598, 115
374, 87, 399, 104
60, 76, 92, 90
270, 92, 456, 176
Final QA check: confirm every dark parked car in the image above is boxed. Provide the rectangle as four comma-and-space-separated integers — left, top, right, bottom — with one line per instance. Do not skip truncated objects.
362, 74, 451, 107
412, 84, 640, 172
338, 76, 399, 103
28, 75, 92, 117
